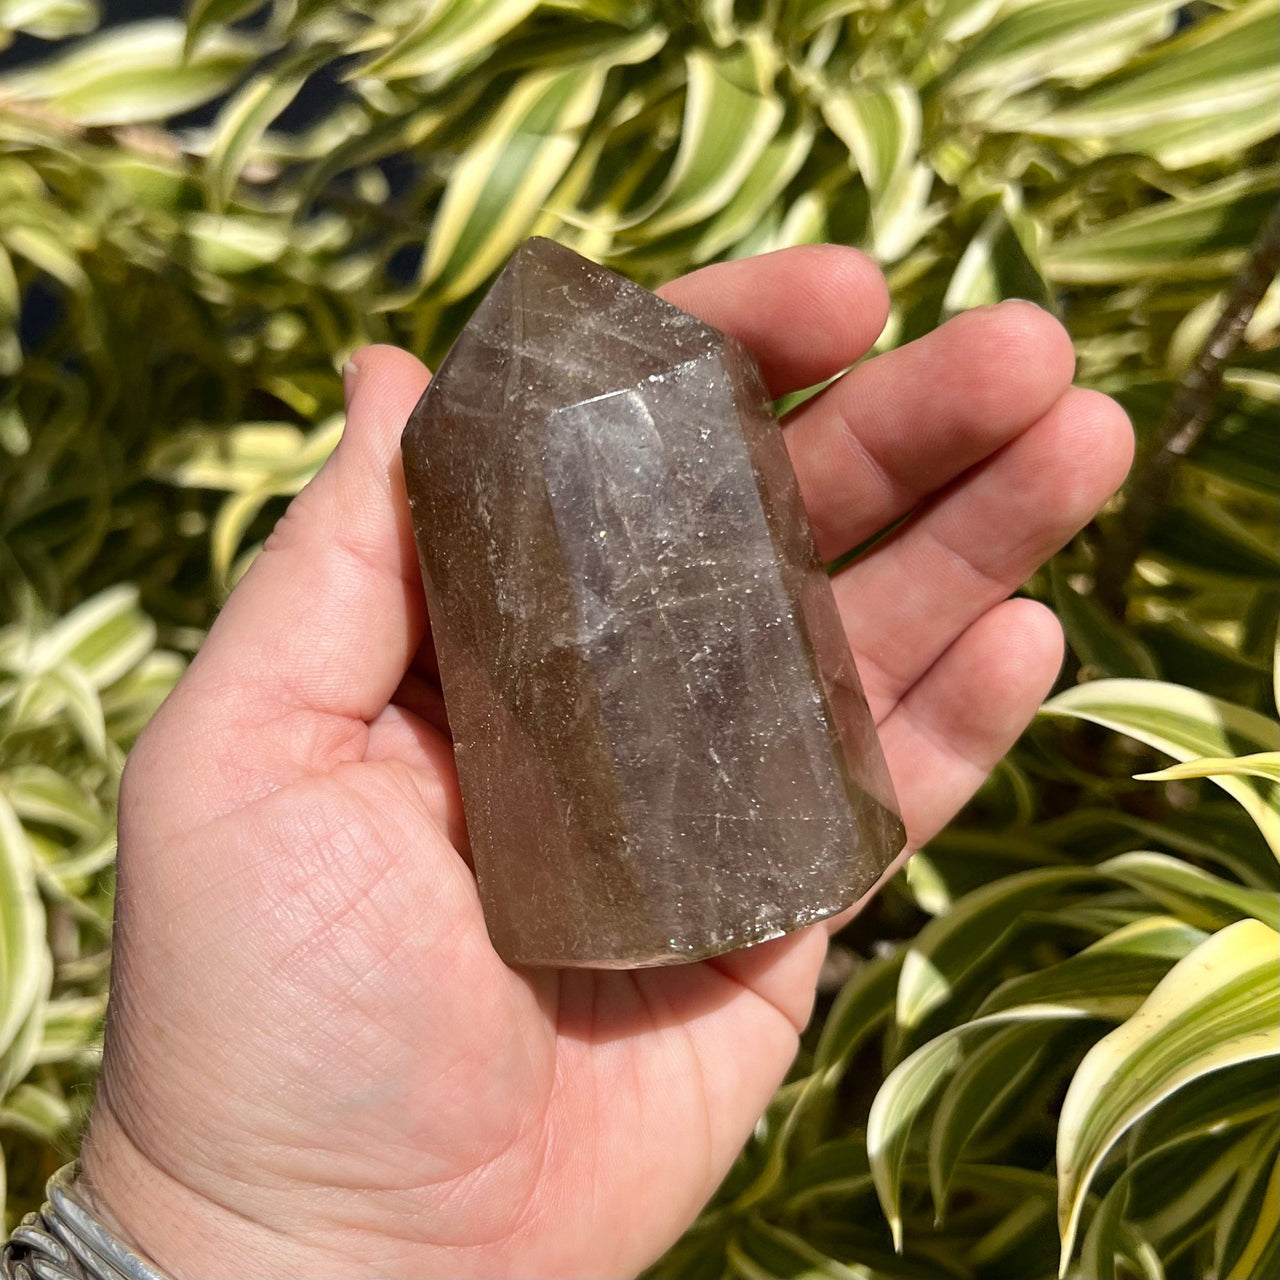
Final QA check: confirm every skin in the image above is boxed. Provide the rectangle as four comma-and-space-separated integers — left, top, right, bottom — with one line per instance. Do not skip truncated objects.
80, 247, 1133, 1278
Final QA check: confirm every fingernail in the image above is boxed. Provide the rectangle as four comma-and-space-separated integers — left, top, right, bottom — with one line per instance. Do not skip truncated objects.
342, 359, 361, 406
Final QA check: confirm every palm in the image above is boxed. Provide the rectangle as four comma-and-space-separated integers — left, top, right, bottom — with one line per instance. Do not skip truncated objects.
85, 248, 1131, 1279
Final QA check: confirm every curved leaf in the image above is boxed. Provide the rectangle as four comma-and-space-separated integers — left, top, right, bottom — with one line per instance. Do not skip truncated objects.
0, 18, 259, 125
422, 64, 609, 302
976, 915, 1206, 1018
34, 584, 156, 690
941, 0, 1181, 100
1044, 678, 1280, 855
355, 0, 539, 84
1215, 1134, 1280, 1280
870, 1006, 1094, 1250
618, 39, 784, 240
0, 796, 47, 1065
821, 78, 920, 198
1057, 919, 1280, 1271
894, 865, 1099, 1042
1041, 169, 1279, 284
689, 110, 815, 263
928, 1021, 1059, 1216
1136, 751, 1280, 786
204, 45, 333, 208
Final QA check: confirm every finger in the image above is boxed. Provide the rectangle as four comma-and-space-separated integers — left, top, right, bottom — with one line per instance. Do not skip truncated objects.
819, 597, 1064, 937
364, 705, 468, 855
657, 244, 889, 396
837, 386, 1133, 714
785, 301, 1078, 560
879, 598, 1064, 845
172, 347, 430, 749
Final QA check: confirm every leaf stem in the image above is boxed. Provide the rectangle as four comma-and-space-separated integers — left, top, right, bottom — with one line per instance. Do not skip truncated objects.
1095, 203, 1280, 617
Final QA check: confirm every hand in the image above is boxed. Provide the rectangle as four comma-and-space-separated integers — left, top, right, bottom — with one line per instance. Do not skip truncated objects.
81, 247, 1132, 1278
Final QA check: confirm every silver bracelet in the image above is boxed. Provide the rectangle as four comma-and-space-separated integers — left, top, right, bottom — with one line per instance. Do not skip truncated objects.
2, 1163, 167, 1280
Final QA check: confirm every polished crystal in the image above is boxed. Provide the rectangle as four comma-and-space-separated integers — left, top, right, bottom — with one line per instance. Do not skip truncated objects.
401, 238, 905, 968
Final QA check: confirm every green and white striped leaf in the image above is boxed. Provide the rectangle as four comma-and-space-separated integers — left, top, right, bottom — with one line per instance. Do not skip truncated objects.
0, 795, 46, 1064
1057, 918, 1280, 1270
928, 1021, 1060, 1216
43, 661, 108, 759
941, 0, 1181, 101
1, 765, 103, 840
942, 191, 1051, 315
0, 0, 97, 40
814, 951, 903, 1078
1099, 851, 1280, 932
894, 866, 1099, 1042
355, 0, 539, 84
1044, 678, 1280, 855
0, 1082, 71, 1143
1136, 751, 1280, 786
1215, 1136, 1280, 1280
32, 584, 156, 691
976, 915, 1206, 1019
618, 39, 784, 240
421, 64, 609, 301
100, 650, 185, 743
688, 110, 815, 263
203, 44, 335, 208
1078, 1120, 1259, 1280
184, 0, 268, 53
0, 18, 259, 125
821, 79, 920, 198
870, 1007, 1094, 1249
35, 994, 106, 1066
149, 422, 310, 491
1041, 169, 1280, 284
1001, 0, 1279, 170
208, 414, 344, 583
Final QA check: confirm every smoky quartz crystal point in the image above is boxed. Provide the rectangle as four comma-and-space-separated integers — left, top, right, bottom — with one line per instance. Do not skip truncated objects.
401, 238, 905, 968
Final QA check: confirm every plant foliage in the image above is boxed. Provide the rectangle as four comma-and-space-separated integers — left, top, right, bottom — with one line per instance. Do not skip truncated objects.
1, 1, 1277, 1274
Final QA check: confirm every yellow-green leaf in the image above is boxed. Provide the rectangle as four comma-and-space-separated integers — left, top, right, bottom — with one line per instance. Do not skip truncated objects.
1042, 168, 1280, 284
356, 0, 539, 84
1216, 1140, 1280, 1280
1, 765, 103, 840
894, 865, 1098, 1041
1136, 751, 1280, 786
821, 78, 920, 197
204, 46, 333, 208
1100, 852, 1280, 932
0, 18, 259, 125
619, 39, 784, 240
689, 111, 815, 262
0, 795, 46, 1063
34, 584, 156, 690
977, 915, 1207, 1018
149, 422, 310, 491
422, 64, 609, 302
0, 0, 96, 40
1044, 678, 1280, 855
942, 0, 1181, 100
870, 1007, 1092, 1250
1057, 919, 1280, 1271
1001, 0, 1279, 170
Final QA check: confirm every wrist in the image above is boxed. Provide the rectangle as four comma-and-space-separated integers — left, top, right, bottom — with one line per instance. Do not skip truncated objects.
80, 1103, 366, 1280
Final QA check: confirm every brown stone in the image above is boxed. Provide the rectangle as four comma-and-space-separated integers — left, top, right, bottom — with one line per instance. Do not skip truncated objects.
401, 238, 905, 968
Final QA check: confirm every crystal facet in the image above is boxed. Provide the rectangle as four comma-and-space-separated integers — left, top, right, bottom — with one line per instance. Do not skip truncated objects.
401, 238, 905, 968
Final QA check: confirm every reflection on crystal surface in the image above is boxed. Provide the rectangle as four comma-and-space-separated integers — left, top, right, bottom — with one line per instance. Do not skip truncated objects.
402, 238, 905, 968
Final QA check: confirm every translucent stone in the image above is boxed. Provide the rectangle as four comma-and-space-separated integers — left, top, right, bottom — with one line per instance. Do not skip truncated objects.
401, 238, 905, 968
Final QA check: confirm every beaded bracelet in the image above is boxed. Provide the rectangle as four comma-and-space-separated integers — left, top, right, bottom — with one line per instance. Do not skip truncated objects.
2, 1163, 166, 1280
